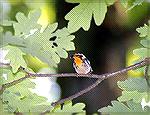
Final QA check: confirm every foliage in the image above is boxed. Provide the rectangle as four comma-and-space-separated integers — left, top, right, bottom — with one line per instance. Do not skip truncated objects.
2, 9, 75, 68
0, 0, 149, 114
120, 0, 145, 11
0, 68, 52, 112
4, 46, 27, 73
98, 21, 150, 114
99, 100, 144, 112
65, 0, 115, 33
0, 9, 75, 113
51, 101, 85, 113
133, 21, 150, 75
65, 0, 146, 33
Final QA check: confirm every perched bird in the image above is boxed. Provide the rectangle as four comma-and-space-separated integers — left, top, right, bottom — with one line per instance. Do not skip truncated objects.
71, 53, 93, 74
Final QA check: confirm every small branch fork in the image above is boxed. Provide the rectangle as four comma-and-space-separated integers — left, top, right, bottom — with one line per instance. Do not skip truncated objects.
0, 57, 150, 106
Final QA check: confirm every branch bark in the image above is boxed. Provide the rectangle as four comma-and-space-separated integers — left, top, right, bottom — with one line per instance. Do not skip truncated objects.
0, 57, 150, 106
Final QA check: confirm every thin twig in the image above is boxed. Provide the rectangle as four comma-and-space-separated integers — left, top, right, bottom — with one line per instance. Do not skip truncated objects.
51, 58, 149, 106
1, 58, 148, 79
0, 57, 150, 106
0, 58, 147, 92
51, 78, 103, 106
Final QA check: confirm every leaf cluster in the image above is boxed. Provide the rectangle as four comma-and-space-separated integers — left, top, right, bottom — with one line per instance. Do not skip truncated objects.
0, 0, 149, 114
99, 21, 150, 113
0, 9, 75, 113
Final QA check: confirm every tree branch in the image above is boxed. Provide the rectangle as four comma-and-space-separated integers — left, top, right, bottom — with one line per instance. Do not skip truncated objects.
51, 57, 150, 106
0, 57, 150, 106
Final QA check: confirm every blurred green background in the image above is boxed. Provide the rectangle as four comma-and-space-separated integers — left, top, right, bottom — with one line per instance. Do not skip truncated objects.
1, 0, 150, 113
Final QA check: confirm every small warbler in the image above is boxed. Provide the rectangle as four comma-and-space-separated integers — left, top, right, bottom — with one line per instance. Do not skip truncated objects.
71, 53, 93, 74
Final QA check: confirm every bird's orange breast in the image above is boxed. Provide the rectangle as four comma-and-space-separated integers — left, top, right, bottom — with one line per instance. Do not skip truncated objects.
73, 56, 83, 66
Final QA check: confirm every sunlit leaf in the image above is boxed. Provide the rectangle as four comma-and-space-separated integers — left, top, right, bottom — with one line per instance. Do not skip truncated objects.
98, 100, 144, 112
1, 32, 25, 48
65, 0, 108, 33
1, 69, 51, 112
13, 9, 41, 36
118, 90, 148, 103
0, 20, 15, 26
98, 101, 130, 112
2, 10, 75, 67
120, 0, 128, 8
133, 48, 150, 59
140, 39, 150, 48
4, 46, 27, 73
0, 26, 3, 32
117, 77, 148, 92
105, 0, 115, 6
52, 101, 85, 113
127, 0, 144, 11
136, 24, 148, 37
20, 24, 75, 66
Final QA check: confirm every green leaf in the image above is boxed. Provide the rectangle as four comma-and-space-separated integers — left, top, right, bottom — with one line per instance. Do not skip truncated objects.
98, 101, 130, 112
0, 26, 3, 32
127, 0, 144, 11
0, 100, 14, 115
140, 39, 150, 48
65, 0, 108, 33
0, 20, 15, 26
0, 68, 35, 96
98, 100, 144, 112
136, 24, 148, 37
52, 101, 85, 113
117, 77, 148, 92
133, 48, 150, 59
3, 91, 51, 112
105, 0, 115, 6
118, 90, 148, 103
13, 9, 41, 36
0, 68, 26, 84
2, 10, 75, 67
1, 69, 52, 112
4, 46, 27, 73
120, 0, 128, 8
51, 28, 75, 57
21, 24, 75, 67
1, 32, 26, 48
148, 20, 150, 38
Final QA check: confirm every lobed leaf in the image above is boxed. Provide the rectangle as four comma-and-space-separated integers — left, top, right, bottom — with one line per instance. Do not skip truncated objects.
0, 20, 15, 26
118, 90, 148, 103
20, 24, 75, 67
1, 32, 25, 48
117, 77, 148, 92
13, 9, 41, 36
1, 9, 75, 67
4, 46, 27, 73
1, 69, 52, 112
120, 0, 128, 8
121, 0, 145, 11
136, 24, 148, 38
133, 48, 150, 59
3, 91, 51, 112
105, 0, 115, 6
98, 100, 144, 112
52, 100, 85, 113
140, 39, 150, 48
98, 101, 130, 112
65, 0, 109, 33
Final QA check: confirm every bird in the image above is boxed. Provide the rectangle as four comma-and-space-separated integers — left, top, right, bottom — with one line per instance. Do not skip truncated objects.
71, 53, 93, 74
